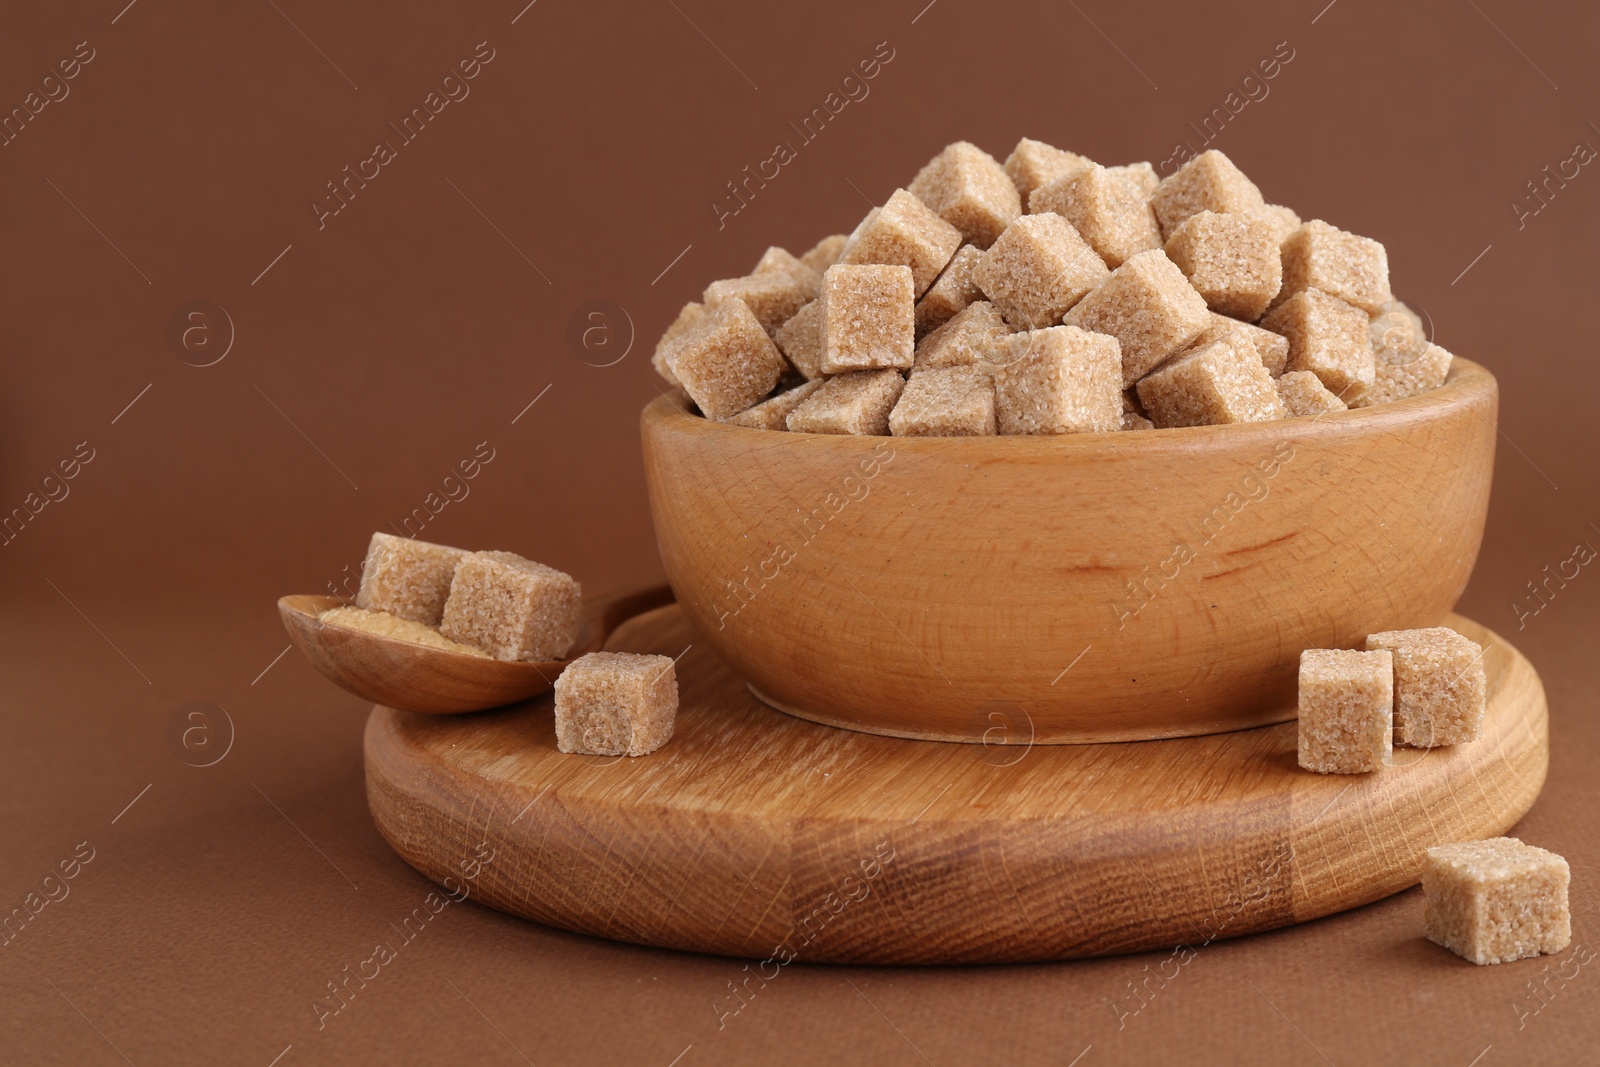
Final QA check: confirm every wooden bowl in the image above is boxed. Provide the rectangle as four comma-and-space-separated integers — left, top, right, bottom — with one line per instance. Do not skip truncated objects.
641, 359, 1498, 744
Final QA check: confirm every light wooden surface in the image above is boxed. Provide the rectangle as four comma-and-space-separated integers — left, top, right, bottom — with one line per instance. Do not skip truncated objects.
364, 604, 1547, 964
280, 584, 672, 713
641, 359, 1498, 742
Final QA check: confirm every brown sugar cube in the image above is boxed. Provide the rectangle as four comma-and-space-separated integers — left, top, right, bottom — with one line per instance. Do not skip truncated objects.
356, 533, 470, 626
703, 271, 812, 334
1276, 370, 1347, 417
908, 141, 1023, 248
440, 551, 582, 663
1164, 210, 1283, 320
915, 244, 985, 336
1260, 289, 1374, 399
820, 263, 915, 373
992, 325, 1122, 435
1191, 312, 1290, 377
1029, 164, 1161, 268
665, 298, 787, 421
728, 379, 825, 430
913, 300, 1013, 374
1273, 219, 1392, 314
974, 213, 1110, 329
1348, 307, 1451, 408
838, 188, 962, 296
1297, 648, 1394, 774
1260, 204, 1302, 246
1064, 249, 1209, 385
753, 245, 822, 299
786, 369, 905, 435
1002, 137, 1092, 202
773, 299, 825, 380
1135, 340, 1286, 428
1149, 149, 1267, 238
1364, 627, 1486, 747
652, 302, 706, 388
1423, 838, 1571, 966
554, 652, 678, 757
1107, 162, 1159, 199
889, 366, 997, 437
1122, 411, 1154, 431
800, 234, 849, 275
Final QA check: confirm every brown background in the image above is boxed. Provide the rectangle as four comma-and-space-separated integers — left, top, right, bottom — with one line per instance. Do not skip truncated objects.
2, 0, 1597, 1063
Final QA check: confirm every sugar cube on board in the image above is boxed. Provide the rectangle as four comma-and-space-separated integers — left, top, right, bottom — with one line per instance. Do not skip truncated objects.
1297, 648, 1393, 774
1364, 626, 1486, 747
554, 652, 678, 757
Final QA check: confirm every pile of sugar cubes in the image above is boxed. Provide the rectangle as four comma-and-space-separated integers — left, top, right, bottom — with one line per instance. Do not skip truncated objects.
331, 532, 678, 757
653, 140, 1450, 435
1296, 627, 1572, 966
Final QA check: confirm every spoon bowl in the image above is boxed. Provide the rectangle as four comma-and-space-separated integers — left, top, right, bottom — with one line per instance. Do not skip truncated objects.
278, 583, 674, 713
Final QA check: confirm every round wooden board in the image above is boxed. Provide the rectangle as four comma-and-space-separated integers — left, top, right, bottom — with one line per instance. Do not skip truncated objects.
364, 607, 1548, 965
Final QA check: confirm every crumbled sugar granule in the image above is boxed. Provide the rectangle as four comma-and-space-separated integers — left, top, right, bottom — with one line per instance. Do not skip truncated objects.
320, 606, 488, 658
439, 551, 582, 663
753, 245, 822, 299
664, 298, 788, 420
908, 141, 1023, 248
1423, 838, 1571, 966
800, 234, 849, 275
915, 244, 985, 336
1002, 137, 1092, 202
1163, 210, 1283, 320
1063, 248, 1209, 386
652, 302, 706, 388
1260, 288, 1375, 399
820, 263, 916, 373
1149, 149, 1267, 238
728, 380, 826, 430
774, 299, 826, 380
889, 365, 997, 437
992, 325, 1122, 435
1135, 340, 1286, 427
1189, 312, 1290, 377
1276, 370, 1347, 417
1029, 164, 1161, 268
974, 213, 1110, 329
703, 271, 812, 333
1297, 648, 1393, 774
1272, 219, 1392, 315
356, 533, 470, 626
1106, 162, 1159, 198
838, 189, 963, 296
913, 300, 1014, 374
786, 369, 906, 435
554, 652, 678, 757
1364, 626, 1486, 747
1260, 204, 1302, 245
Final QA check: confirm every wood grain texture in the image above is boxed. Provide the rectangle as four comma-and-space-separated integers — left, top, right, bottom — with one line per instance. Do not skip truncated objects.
280, 584, 672, 713
364, 605, 1547, 964
640, 359, 1498, 742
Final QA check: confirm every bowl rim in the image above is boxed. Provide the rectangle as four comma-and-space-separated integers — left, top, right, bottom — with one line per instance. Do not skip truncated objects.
643, 357, 1496, 452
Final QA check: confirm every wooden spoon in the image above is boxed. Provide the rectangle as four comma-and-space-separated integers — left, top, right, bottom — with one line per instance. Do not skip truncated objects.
277, 583, 674, 714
